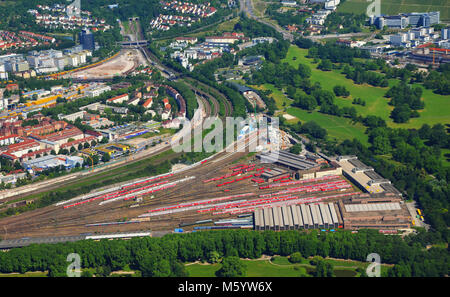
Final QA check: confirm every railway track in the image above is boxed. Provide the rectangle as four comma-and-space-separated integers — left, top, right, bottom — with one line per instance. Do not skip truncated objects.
140, 47, 232, 117
0, 133, 261, 237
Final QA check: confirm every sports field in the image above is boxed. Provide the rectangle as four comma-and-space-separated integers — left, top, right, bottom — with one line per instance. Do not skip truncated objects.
338, 0, 450, 21
280, 45, 450, 129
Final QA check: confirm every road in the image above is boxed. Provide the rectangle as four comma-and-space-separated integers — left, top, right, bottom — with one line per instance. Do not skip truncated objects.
306, 32, 370, 41
240, 0, 294, 42
405, 201, 429, 230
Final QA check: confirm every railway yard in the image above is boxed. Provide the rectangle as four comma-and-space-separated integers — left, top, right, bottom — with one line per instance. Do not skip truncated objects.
0, 129, 413, 242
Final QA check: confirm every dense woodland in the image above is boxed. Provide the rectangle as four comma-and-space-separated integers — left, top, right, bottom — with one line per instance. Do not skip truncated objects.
0, 229, 448, 277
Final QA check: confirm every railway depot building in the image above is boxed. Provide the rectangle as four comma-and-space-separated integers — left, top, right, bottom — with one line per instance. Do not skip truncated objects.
253, 151, 409, 231
337, 195, 410, 229
257, 150, 342, 180
334, 155, 402, 196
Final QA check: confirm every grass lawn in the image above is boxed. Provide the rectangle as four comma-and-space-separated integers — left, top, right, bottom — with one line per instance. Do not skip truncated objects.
185, 256, 393, 277
441, 148, 450, 167
141, 128, 176, 138
285, 107, 369, 145
252, 84, 293, 109
0, 271, 47, 277
185, 259, 309, 277
338, 0, 450, 21
217, 17, 240, 32
281, 46, 450, 130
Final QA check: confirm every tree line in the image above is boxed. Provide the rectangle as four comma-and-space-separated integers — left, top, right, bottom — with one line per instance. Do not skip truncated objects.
0, 229, 448, 277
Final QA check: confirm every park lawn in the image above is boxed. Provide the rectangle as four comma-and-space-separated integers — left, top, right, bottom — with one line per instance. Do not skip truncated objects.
337, 0, 450, 21
285, 107, 369, 145
252, 84, 292, 109
217, 17, 240, 32
282, 46, 393, 121
441, 148, 450, 167
272, 256, 391, 276
0, 271, 47, 277
141, 128, 176, 138
281, 46, 450, 129
185, 260, 309, 277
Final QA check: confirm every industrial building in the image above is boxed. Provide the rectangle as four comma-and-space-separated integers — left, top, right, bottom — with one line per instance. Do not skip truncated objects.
334, 156, 401, 196
23, 155, 84, 171
257, 150, 320, 171
371, 11, 440, 29
254, 202, 342, 230
257, 150, 342, 180
85, 85, 111, 98
94, 143, 130, 158
337, 196, 410, 230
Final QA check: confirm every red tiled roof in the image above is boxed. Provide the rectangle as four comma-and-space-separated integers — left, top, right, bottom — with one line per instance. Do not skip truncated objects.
143, 98, 153, 108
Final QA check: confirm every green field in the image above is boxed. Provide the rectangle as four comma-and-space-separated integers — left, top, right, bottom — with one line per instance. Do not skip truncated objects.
186, 259, 308, 277
338, 0, 450, 21
0, 271, 47, 277
217, 17, 241, 32
280, 46, 450, 130
252, 84, 293, 109
286, 107, 369, 145
185, 256, 391, 277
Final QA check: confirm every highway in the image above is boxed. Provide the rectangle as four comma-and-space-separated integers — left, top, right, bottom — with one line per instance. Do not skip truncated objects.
239, 0, 294, 42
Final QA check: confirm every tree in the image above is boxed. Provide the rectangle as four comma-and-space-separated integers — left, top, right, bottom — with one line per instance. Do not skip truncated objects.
429, 124, 448, 148
391, 104, 412, 123
333, 85, 350, 97
101, 153, 111, 162
289, 252, 303, 263
314, 260, 334, 277
289, 143, 303, 155
318, 59, 333, 71
216, 256, 247, 277
371, 135, 391, 155
208, 251, 221, 264
300, 121, 327, 139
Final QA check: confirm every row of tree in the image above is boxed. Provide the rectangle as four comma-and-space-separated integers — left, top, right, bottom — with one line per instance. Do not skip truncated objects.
0, 229, 448, 277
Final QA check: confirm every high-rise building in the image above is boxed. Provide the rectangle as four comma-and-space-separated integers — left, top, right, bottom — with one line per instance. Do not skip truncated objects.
374, 12, 440, 29
442, 28, 450, 40
79, 29, 95, 51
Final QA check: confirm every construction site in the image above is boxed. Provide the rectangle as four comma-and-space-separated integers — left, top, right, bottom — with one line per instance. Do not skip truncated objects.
68, 49, 147, 80
0, 126, 413, 245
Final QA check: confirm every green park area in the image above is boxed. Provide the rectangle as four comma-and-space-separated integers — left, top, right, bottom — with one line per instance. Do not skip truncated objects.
285, 107, 369, 145
247, 45, 449, 149
338, 0, 450, 21
185, 256, 391, 277
281, 45, 450, 129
